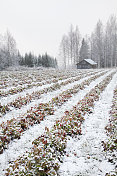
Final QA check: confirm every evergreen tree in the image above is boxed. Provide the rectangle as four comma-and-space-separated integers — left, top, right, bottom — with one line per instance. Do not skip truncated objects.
28, 52, 34, 67
37, 55, 42, 66
79, 38, 89, 61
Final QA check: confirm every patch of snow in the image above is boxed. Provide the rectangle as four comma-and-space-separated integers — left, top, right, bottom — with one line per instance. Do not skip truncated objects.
84, 59, 97, 65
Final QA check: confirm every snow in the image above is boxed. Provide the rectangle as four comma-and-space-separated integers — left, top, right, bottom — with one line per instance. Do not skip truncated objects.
0, 69, 115, 175
0, 71, 103, 124
0, 71, 92, 105
84, 59, 97, 65
58, 71, 117, 176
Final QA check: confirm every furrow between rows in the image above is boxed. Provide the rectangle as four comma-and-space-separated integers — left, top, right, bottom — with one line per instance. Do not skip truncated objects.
0, 71, 107, 153
0, 69, 90, 90
0, 69, 97, 95
0, 70, 105, 124
58, 72, 117, 176
0, 70, 101, 107
101, 85, 117, 176
0, 70, 101, 113
0, 69, 115, 175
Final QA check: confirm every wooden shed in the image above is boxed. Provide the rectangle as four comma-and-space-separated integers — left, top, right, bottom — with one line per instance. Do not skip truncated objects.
76, 59, 97, 69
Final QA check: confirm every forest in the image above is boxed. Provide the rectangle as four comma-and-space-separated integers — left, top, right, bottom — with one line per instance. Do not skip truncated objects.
0, 15, 117, 70
0, 31, 57, 70
59, 15, 117, 69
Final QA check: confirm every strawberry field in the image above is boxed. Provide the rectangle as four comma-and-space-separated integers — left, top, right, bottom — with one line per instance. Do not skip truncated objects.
0, 68, 117, 176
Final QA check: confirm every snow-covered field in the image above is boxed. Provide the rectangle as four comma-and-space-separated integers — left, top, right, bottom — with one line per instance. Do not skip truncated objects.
0, 68, 116, 176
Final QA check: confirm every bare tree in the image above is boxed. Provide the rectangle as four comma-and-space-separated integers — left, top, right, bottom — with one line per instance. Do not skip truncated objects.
105, 15, 117, 67
73, 26, 81, 65
59, 25, 81, 69
90, 20, 104, 68
59, 35, 69, 69
68, 24, 75, 66
90, 15, 117, 68
0, 30, 19, 69
3, 30, 18, 67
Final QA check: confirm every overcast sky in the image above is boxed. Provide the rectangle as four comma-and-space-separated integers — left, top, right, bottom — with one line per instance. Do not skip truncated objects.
0, 0, 117, 57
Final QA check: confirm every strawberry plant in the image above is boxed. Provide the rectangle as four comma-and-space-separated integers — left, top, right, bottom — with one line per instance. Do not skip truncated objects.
5, 71, 116, 176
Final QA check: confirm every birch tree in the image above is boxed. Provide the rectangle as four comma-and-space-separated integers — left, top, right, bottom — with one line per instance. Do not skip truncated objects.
4, 30, 18, 67
105, 15, 117, 67
0, 30, 19, 69
91, 20, 104, 68
59, 25, 81, 68
68, 24, 75, 66
73, 26, 81, 64
59, 35, 69, 69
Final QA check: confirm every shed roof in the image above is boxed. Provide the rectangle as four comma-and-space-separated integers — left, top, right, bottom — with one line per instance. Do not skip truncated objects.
84, 59, 97, 65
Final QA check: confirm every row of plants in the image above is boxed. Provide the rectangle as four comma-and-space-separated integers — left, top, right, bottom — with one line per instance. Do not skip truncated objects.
0, 70, 53, 88
0, 70, 102, 113
8, 71, 103, 108
0, 102, 54, 154
0, 77, 33, 89
0, 104, 10, 115
0, 71, 108, 153
102, 86, 117, 176
0, 69, 91, 89
51, 71, 107, 107
0, 70, 91, 97
5, 71, 116, 176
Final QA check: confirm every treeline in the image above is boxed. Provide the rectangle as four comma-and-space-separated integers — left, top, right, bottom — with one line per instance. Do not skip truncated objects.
19, 52, 57, 68
0, 31, 57, 70
59, 15, 117, 68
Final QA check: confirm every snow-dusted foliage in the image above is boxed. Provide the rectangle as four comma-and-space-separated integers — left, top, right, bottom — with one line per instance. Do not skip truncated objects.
0, 68, 116, 176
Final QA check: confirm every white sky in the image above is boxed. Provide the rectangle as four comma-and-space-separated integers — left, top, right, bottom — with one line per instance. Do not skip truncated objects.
0, 0, 117, 57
